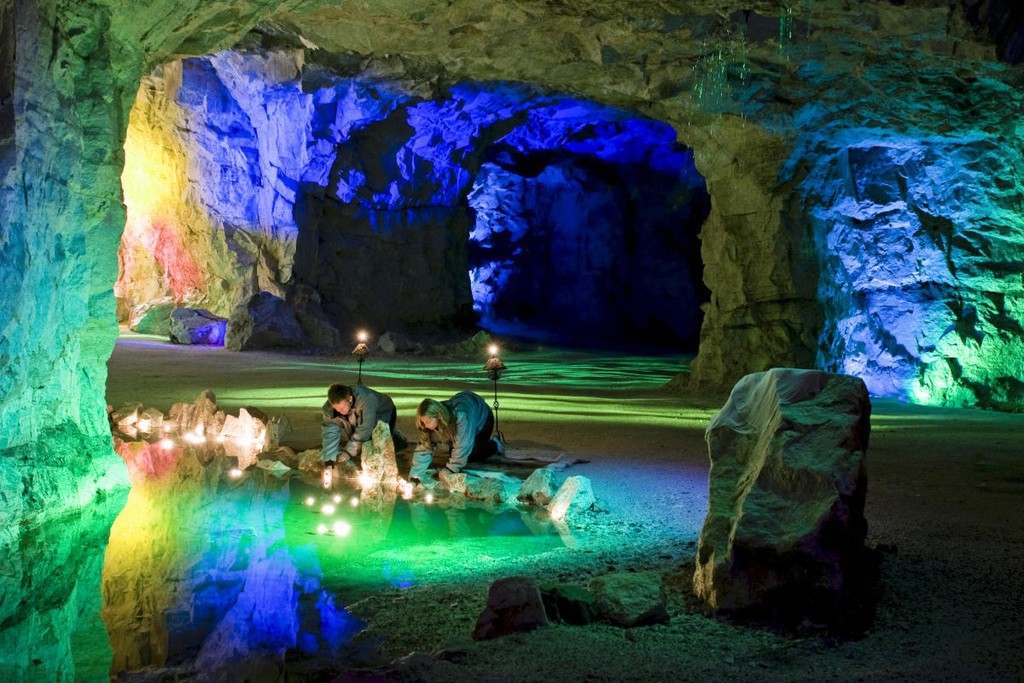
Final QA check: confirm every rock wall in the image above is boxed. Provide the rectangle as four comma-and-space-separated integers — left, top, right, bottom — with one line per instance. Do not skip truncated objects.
1, 0, 1021, 668
807, 137, 1024, 409
120, 53, 709, 342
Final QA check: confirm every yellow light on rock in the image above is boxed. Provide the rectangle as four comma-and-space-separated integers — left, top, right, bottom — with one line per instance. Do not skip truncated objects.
159, 438, 174, 450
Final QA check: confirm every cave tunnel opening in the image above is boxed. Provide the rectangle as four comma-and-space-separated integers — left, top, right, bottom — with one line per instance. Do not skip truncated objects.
117, 38, 710, 354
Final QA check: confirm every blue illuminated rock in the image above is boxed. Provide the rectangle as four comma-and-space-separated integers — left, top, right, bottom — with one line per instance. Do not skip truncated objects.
225, 292, 306, 351
169, 308, 228, 346
695, 368, 870, 629
805, 139, 1024, 409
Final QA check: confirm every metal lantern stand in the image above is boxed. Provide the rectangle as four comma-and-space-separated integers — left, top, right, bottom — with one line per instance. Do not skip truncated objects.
352, 342, 369, 385
483, 354, 507, 444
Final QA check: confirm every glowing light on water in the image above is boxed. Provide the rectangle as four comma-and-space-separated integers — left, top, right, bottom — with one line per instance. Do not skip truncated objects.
350, 497, 359, 507
316, 523, 328, 535
332, 494, 342, 504
304, 496, 315, 507
332, 520, 352, 537
424, 493, 434, 504
321, 503, 336, 515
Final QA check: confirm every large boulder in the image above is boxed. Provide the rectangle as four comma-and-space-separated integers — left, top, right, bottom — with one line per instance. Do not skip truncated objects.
225, 291, 307, 351
694, 368, 871, 630
472, 577, 549, 640
169, 308, 228, 346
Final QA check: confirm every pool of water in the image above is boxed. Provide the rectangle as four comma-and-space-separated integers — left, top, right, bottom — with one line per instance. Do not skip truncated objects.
90, 465, 568, 678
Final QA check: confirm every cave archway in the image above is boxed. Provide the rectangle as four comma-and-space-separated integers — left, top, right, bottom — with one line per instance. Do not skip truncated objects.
116, 48, 710, 352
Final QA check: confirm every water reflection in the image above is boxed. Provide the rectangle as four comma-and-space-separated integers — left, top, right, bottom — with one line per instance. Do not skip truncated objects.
100, 462, 568, 678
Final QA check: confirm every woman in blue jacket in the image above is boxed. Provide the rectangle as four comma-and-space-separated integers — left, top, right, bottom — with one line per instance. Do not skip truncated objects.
410, 391, 503, 481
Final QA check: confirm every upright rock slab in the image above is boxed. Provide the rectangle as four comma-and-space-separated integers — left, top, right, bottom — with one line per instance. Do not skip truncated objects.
694, 368, 870, 629
360, 421, 399, 487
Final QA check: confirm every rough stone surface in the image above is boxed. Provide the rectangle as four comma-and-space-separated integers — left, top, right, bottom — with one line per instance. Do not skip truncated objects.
378, 331, 420, 354
168, 390, 224, 435
472, 577, 549, 640
804, 139, 1024, 410
1, 12, 1022, 662
463, 472, 521, 504
132, 302, 175, 335
694, 368, 871, 628
360, 421, 400, 488
589, 571, 670, 628
517, 467, 561, 505
225, 291, 307, 351
296, 448, 323, 473
547, 475, 596, 522
169, 308, 228, 346
538, 584, 601, 626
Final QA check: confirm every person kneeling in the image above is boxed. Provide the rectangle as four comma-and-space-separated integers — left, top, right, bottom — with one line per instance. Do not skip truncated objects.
321, 383, 402, 488
410, 390, 503, 483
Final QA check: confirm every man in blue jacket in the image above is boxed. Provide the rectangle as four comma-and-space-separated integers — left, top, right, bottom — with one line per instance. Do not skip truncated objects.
321, 383, 404, 487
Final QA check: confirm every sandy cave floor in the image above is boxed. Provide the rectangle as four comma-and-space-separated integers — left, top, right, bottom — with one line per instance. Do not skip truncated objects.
103, 334, 1024, 682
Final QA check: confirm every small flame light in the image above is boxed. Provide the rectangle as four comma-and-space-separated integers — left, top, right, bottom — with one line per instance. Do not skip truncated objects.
316, 523, 328, 535
357, 330, 368, 343
304, 496, 315, 507
321, 503, 336, 515
162, 424, 173, 433
229, 468, 243, 479
350, 497, 359, 507
332, 494, 342, 504
424, 493, 434, 504
159, 438, 174, 450
357, 471, 375, 489
332, 520, 352, 537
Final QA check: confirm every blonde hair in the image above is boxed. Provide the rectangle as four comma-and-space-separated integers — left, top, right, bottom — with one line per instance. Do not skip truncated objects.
416, 398, 455, 443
